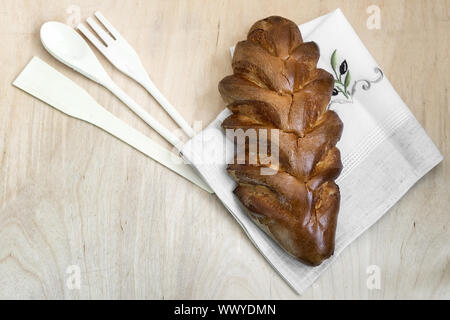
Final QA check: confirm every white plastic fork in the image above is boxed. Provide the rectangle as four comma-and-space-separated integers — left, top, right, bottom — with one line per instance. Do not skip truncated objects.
77, 11, 196, 138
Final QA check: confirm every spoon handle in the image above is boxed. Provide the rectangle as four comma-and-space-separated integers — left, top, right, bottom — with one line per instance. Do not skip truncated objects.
140, 76, 196, 138
106, 81, 182, 148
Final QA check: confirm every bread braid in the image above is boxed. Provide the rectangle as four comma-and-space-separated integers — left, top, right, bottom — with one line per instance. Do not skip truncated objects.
219, 16, 343, 266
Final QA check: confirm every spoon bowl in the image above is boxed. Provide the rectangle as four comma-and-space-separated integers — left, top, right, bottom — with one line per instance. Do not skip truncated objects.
40, 21, 110, 84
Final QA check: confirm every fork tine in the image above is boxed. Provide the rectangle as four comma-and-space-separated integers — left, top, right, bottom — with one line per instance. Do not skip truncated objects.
86, 17, 114, 46
77, 23, 107, 53
94, 11, 121, 40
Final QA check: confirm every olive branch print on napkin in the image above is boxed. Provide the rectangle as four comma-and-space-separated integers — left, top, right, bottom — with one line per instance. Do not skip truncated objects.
329, 49, 384, 106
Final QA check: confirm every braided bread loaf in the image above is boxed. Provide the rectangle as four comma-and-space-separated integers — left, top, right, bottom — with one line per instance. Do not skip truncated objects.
219, 16, 343, 266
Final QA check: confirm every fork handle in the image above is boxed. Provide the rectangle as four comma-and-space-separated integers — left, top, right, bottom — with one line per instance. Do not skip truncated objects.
107, 82, 182, 148
141, 78, 196, 138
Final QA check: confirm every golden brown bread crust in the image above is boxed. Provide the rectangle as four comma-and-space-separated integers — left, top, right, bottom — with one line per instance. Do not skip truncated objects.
219, 16, 343, 266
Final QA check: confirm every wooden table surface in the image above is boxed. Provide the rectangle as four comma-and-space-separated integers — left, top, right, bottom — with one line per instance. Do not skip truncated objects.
0, 0, 448, 299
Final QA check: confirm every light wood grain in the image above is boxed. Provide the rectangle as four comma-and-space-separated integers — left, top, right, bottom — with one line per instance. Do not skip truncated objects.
0, 0, 448, 299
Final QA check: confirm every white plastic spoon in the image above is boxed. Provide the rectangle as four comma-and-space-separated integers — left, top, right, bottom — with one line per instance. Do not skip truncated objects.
40, 21, 182, 148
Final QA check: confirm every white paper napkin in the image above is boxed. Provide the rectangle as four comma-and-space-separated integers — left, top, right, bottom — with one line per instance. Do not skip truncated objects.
181, 8, 443, 294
